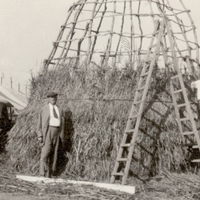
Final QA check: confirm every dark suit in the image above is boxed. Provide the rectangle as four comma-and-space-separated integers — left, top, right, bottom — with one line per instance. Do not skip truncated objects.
37, 104, 65, 177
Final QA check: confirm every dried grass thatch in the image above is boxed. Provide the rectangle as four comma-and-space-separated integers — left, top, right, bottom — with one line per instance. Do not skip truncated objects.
135, 169, 200, 199
6, 61, 194, 182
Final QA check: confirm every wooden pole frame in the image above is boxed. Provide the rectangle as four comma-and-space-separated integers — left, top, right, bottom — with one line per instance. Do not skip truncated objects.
43, 0, 200, 75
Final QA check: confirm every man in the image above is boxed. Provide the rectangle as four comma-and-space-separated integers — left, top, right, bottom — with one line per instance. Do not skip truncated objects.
37, 92, 65, 178
191, 80, 200, 105
179, 56, 192, 80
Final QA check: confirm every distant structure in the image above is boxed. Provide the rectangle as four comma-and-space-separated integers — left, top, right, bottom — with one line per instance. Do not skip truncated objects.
44, 0, 199, 77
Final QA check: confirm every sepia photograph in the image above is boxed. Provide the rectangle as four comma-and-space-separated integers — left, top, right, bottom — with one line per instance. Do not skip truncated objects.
0, 0, 200, 199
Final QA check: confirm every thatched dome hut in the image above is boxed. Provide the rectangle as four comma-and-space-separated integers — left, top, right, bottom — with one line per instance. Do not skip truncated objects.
7, 0, 200, 183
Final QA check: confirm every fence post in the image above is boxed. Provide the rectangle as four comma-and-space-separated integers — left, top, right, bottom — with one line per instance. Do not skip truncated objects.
10, 77, 12, 89
18, 83, 20, 92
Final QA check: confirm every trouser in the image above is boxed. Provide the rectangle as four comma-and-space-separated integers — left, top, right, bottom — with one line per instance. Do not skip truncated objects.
40, 126, 59, 177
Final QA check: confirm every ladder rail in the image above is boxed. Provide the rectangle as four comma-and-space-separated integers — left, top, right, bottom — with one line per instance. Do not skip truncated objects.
121, 24, 165, 185
171, 75, 200, 148
111, 21, 165, 185
177, 75, 200, 146
170, 81, 184, 135
111, 15, 200, 185
127, 21, 163, 118
165, 16, 200, 150
111, 23, 164, 182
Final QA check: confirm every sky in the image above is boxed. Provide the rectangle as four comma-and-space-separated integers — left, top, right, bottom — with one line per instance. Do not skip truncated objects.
0, 0, 74, 93
0, 0, 199, 94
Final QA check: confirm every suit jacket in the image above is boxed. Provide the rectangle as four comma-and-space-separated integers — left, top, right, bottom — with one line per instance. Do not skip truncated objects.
37, 104, 65, 145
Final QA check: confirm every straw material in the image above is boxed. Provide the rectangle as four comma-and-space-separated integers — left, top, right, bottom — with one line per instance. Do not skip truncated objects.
7, 62, 192, 182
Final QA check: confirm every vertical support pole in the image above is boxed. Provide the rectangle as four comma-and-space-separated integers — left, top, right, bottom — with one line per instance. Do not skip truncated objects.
101, 0, 116, 66
130, 0, 134, 68
44, 5, 74, 69
113, 0, 126, 67
86, 0, 98, 66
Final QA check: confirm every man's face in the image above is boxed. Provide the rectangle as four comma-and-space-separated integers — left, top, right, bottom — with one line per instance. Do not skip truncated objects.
49, 96, 57, 105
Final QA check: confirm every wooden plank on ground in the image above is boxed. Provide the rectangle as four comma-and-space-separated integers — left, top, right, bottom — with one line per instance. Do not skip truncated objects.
16, 175, 135, 195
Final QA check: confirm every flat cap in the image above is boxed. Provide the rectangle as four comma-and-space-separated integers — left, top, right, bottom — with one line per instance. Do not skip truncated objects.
47, 92, 58, 98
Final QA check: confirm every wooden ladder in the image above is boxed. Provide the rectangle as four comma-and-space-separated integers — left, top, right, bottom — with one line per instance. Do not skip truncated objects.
170, 73, 200, 162
111, 16, 200, 185
110, 21, 165, 185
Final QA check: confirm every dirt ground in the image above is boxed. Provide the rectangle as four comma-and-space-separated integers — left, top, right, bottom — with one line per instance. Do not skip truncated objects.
0, 193, 40, 200
0, 193, 74, 200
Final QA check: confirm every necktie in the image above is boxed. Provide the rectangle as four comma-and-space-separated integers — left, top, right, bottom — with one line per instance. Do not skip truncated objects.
53, 106, 58, 118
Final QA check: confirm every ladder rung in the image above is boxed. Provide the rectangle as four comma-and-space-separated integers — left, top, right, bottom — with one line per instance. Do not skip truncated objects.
173, 89, 183, 94
192, 145, 199, 149
191, 159, 200, 163
121, 143, 131, 148
125, 129, 135, 133
140, 72, 149, 77
180, 118, 189, 122
136, 86, 145, 91
117, 158, 128, 162
183, 143, 197, 148
171, 75, 179, 79
133, 100, 143, 104
177, 103, 186, 108
112, 172, 124, 176
129, 114, 139, 119
183, 131, 194, 136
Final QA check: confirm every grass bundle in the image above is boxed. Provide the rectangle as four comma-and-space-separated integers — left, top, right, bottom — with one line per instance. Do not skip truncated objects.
135, 169, 200, 199
6, 61, 193, 182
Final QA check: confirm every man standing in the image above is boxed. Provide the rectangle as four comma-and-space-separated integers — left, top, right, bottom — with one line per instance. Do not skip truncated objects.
191, 80, 200, 106
37, 92, 65, 178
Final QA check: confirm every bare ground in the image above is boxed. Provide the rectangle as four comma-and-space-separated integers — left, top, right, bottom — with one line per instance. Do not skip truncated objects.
0, 193, 41, 200
0, 153, 134, 200
1, 153, 200, 200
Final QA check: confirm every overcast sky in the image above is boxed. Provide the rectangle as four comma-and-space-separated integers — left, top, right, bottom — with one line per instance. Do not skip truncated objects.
0, 0, 199, 93
0, 0, 73, 92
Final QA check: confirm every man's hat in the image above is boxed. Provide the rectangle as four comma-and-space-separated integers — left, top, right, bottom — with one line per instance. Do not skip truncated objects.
47, 92, 58, 98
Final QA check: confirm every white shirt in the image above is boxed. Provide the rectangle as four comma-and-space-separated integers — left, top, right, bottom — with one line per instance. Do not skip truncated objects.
49, 103, 61, 127
191, 80, 200, 100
